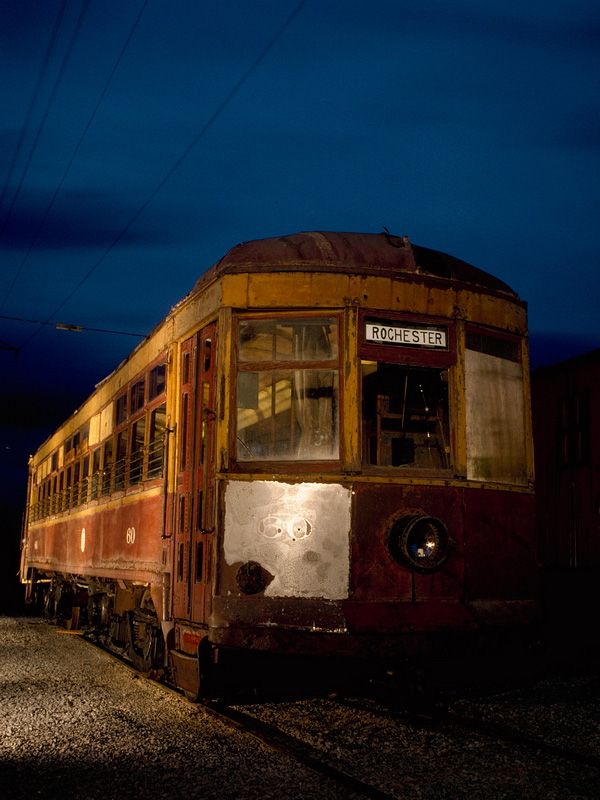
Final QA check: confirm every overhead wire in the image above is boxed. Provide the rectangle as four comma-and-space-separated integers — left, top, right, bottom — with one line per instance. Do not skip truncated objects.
0, 313, 146, 338
0, 0, 68, 224
0, 0, 149, 316
20, 0, 308, 348
0, 0, 91, 248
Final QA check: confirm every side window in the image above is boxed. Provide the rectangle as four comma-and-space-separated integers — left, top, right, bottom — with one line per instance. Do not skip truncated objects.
130, 417, 146, 484
102, 440, 113, 495
115, 431, 127, 490
65, 467, 72, 508
65, 467, 73, 509
149, 363, 166, 400
116, 393, 128, 425
91, 449, 101, 499
130, 379, 145, 414
73, 460, 81, 505
148, 404, 166, 478
81, 455, 89, 505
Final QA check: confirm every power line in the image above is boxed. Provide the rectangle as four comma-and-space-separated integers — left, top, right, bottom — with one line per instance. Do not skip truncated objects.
0, 340, 20, 357
0, 314, 146, 338
22, 0, 308, 348
0, 0, 91, 247
0, 0, 68, 223
0, 0, 149, 315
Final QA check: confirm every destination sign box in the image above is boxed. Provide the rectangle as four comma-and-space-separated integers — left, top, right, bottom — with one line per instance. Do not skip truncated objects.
365, 321, 447, 349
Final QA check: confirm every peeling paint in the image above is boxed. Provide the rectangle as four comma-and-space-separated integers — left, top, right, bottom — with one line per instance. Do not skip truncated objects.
224, 480, 351, 599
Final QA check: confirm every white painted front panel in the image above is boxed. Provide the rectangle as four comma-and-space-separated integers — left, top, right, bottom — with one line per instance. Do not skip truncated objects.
223, 480, 351, 600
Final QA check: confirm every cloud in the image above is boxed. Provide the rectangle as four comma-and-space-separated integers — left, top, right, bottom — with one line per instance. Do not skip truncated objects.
0, 183, 179, 250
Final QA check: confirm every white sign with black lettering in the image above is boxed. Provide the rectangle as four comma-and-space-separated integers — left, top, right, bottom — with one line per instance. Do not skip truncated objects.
365, 322, 447, 349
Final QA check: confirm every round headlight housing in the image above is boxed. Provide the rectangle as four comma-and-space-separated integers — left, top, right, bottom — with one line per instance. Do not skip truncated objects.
388, 515, 450, 572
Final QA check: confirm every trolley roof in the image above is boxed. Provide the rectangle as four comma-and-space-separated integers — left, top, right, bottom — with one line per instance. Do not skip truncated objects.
197, 231, 517, 298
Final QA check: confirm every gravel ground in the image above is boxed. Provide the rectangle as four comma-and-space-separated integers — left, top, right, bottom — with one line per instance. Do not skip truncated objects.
0, 617, 360, 800
235, 690, 600, 800
1, 616, 599, 799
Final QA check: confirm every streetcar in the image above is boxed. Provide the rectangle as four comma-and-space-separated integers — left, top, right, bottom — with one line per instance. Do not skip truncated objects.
21, 230, 538, 697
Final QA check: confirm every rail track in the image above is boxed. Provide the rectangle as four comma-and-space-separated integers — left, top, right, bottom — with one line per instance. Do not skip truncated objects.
202, 700, 400, 800
334, 693, 600, 773
80, 631, 600, 799
81, 632, 400, 799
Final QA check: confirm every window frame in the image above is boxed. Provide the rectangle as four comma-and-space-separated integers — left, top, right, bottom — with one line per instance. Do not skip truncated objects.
464, 324, 528, 485
115, 393, 128, 426
147, 402, 167, 479
130, 378, 146, 415
465, 324, 521, 364
149, 362, 167, 400
358, 310, 456, 475
232, 312, 343, 470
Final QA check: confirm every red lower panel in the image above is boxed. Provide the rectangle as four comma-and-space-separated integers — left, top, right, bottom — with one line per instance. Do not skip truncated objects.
26, 492, 165, 582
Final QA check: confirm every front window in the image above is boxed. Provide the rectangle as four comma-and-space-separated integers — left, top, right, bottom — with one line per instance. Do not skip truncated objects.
236, 317, 339, 461
465, 329, 527, 484
362, 362, 450, 469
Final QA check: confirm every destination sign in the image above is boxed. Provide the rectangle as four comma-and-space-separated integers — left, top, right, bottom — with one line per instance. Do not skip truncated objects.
365, 321, 447, 349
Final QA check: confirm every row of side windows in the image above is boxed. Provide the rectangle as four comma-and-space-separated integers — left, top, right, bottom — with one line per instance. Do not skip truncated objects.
116, 364, 166, 426
40, 362, 167, 481
31, 404, 166, 521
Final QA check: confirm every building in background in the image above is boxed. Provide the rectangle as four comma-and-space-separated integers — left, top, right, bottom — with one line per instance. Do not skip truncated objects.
532, 349, 600, 636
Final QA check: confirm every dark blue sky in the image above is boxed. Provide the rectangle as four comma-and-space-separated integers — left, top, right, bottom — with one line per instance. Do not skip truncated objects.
1, 0, 599, 498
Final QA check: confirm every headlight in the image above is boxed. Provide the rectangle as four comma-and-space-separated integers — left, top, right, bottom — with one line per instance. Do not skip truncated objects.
388, 515, 449, 572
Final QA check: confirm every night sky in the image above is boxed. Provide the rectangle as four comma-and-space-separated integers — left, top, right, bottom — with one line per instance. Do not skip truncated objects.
1, 1, 599, 600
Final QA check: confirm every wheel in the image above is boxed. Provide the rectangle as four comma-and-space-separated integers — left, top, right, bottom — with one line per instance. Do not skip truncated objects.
126, 590, 164, 676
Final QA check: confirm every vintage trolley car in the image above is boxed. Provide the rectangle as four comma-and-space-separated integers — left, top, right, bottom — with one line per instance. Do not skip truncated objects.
21, 231, 538, 697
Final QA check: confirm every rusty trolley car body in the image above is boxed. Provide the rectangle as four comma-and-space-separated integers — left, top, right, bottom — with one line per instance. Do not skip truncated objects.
21, 231, 538, 696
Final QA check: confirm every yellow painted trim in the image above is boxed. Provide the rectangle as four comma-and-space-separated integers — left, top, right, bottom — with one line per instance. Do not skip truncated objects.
222, 271, 527, 329
222, 273, 249, 308
342, 305, 360, 471
215, 472, 533, 493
